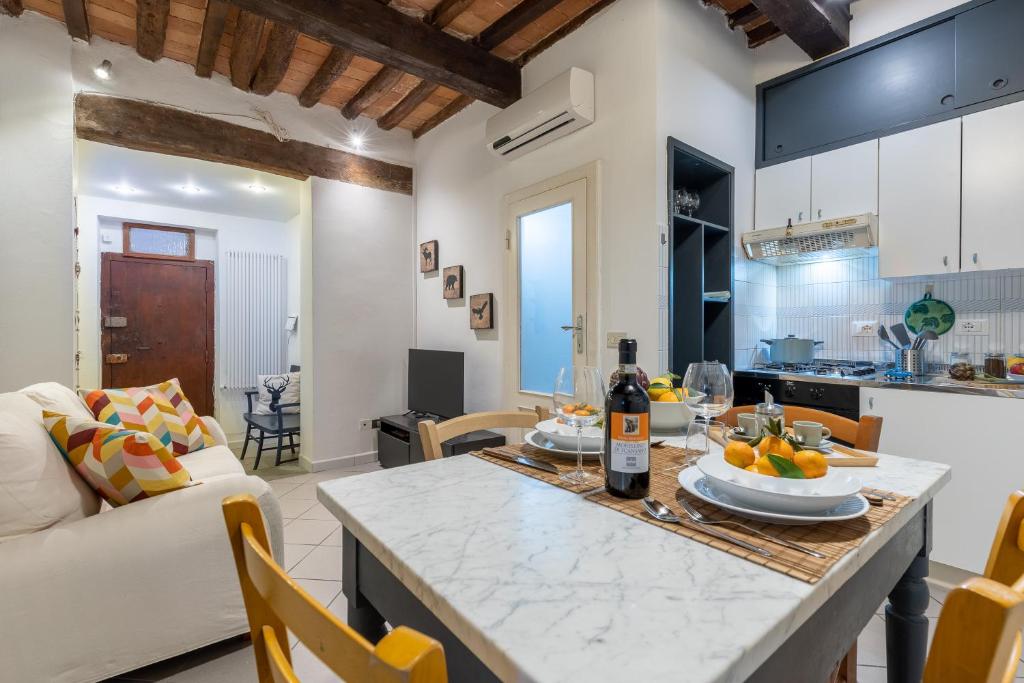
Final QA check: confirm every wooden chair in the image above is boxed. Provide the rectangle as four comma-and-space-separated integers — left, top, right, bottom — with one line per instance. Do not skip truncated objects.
722, 405, 883, 451
241, 389, 300, 470
418, 407, 546, 461
222, 494, 448, 683
922, 490, 1024, 682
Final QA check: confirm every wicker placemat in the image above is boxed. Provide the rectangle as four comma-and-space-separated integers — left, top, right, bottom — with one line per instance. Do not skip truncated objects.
472, 444, 911, 584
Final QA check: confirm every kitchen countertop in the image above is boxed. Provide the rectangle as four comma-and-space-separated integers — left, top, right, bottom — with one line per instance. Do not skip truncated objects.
735, 368, 1024, 399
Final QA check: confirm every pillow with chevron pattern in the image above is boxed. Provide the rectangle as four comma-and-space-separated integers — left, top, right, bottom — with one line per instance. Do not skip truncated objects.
43, 411, 192, 507
82, 378, 214, 455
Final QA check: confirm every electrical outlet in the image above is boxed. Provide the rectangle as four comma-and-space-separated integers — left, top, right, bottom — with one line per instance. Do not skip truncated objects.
359, 418, 374, 431
851, 320, 878, 337
955, 319, 989, 335
606, 331, 627, 349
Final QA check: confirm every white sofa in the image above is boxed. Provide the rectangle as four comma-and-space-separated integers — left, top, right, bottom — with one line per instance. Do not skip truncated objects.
0, 382, 284, 683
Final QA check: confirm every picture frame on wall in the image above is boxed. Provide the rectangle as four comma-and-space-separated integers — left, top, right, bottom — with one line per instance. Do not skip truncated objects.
419, 240, 438, 273
469, 293, 493, 329
442, 265, 464, 299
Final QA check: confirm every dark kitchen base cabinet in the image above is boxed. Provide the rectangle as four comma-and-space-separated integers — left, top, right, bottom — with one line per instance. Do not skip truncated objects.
377, 413, 505, 468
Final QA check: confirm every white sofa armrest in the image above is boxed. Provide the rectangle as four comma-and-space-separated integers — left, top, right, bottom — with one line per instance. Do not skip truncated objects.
202, 415, 230, 447
0, 474, 283, 683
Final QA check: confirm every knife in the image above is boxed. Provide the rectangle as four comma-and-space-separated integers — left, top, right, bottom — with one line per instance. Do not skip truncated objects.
482, 448, 560, 475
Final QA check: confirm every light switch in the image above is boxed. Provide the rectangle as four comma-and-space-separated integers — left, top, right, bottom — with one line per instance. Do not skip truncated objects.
606, 331, 627, 349
851, 320, 878, 337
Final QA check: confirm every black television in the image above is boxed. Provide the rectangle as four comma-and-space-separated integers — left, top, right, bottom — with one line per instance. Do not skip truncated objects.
408, 349, 464, 419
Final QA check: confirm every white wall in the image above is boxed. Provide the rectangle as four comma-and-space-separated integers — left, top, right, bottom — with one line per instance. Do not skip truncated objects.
309, 179, 414, 469
0, 12, 75, 391
75, 194, 301, 440
414, 0, 659, 411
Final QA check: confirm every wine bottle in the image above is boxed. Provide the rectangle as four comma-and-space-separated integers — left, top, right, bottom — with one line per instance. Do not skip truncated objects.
604, 338, 650, 498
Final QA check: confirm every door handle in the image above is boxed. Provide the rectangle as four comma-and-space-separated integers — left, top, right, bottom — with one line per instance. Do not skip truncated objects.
560, 314, 584, 354
972, 253, 979, 265
942, 256, 948, 267
817, 209, 822, 219
798, 211, 804, 222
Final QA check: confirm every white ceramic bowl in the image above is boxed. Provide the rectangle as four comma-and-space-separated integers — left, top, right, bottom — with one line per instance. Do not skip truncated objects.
696, 452, 861, 514
534, 418, 603, 450
649, 392, 704, 433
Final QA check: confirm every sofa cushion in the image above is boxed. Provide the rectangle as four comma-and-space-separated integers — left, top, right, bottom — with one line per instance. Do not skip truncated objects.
177, 445, 245, 481
0, 394, 100, 541
19, 382, 93, 421
43, 412, 192, 507
82, 378, 214, 455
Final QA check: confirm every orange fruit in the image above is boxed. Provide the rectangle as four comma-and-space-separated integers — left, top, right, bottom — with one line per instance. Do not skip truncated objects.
758, 436, 794, 461
724, 441, 756, 469
754, 455, 781, 477
744, 464, 758, 473
794, 450, 828, 479
657, 390, 680, 402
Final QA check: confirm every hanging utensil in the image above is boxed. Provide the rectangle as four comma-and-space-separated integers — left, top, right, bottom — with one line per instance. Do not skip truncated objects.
913, 329, 938, 350
877, 325, 901, 351
891, 323, 913, 349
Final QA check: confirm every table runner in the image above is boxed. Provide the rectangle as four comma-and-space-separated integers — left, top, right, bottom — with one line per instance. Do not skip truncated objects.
472, 443, 911, 584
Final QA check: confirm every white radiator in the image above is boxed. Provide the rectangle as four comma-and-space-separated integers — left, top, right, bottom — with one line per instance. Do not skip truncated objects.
221, 251, 288, 389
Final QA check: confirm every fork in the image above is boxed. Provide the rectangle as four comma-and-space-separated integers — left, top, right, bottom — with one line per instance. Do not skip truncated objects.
675, 495, 827, 559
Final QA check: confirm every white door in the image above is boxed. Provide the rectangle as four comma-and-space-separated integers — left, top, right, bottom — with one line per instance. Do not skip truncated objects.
754, 157, 811, 229
878, 119, 961, 278
811, 140, 878, 221
963, 99, 1024, 272
504, 165, 598, 410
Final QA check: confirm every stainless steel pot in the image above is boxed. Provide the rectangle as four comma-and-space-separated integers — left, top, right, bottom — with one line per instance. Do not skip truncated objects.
760, 335, 824, 365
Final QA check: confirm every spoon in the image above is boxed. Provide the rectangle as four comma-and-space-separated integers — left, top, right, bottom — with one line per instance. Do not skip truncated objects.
641, 497, 772, 557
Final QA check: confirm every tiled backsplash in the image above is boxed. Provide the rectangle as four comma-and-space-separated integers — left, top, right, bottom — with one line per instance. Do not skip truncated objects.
735, 255, 1024, 370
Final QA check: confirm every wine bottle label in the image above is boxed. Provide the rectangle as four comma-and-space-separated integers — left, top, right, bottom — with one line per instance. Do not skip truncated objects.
609, 411, 649, 474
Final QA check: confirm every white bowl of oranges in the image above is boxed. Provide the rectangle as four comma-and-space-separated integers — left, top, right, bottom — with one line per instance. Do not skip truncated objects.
697, 419, 861, 514
647, 373, 704, 432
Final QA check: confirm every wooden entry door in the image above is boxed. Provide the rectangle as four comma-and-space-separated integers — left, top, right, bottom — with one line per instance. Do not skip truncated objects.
101, 253, 215, 416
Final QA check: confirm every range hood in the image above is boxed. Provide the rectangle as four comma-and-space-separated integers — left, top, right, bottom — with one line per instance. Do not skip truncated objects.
741, 213, 878, 266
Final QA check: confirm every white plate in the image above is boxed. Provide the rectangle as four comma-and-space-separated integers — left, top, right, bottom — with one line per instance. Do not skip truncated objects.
678, 467, 869, 525
534, 418, 603, 450
524, 430, 602, 460
793, 438, 834, 453
696, 453, 861, 515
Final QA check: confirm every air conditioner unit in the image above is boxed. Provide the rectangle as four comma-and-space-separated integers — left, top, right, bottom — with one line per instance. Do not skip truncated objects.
485, 67, 594, 160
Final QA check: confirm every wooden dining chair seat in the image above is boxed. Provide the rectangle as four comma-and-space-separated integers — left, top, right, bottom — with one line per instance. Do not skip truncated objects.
722, 405, 883, 451
222, 495, 448, 683
418, 408, 545, 461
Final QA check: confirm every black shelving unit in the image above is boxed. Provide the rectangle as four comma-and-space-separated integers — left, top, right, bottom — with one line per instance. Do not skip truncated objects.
668, 137, 734, 373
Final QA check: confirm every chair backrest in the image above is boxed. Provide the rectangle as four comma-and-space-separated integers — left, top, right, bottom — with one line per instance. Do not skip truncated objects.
924, 491, 1024, 683
722, 405, 883, 451
222, 495, 448, 683
418, 408, 545, 461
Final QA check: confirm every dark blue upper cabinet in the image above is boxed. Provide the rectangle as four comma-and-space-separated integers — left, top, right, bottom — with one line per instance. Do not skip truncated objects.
955, 0, 1024, 107
761, 21, 956, 162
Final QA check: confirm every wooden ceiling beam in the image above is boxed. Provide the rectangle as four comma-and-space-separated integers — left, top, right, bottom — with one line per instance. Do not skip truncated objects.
225, 0, 520, 107
516, 0, 617, 67
196, 0, 230, 78
251, 22, 299, 95
377, 78, 436, 130
61, 0, 90, 41
229, 11, 266, 91
413, 93, 472, 138
427, 0, 476, 27
727, 4, 762, 29
0, 0, 24, 17
753, 0, 849, 59
476, 0, 563, 51
75, 94, 413, 194
745, 20, 782, 49
298, 47, 354, 107
136, 0, 170, 61
341, 66, 404, 119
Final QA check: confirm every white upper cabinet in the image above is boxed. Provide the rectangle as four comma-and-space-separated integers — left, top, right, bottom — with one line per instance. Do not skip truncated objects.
754, 157, 811, 229
962, 99, 1024, 272
810, 140, 879, 221
878, 119, 962, 278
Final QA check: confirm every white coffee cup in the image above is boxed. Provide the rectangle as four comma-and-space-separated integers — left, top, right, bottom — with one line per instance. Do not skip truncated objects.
737, 413, 758, 436
793, 420, 832, 447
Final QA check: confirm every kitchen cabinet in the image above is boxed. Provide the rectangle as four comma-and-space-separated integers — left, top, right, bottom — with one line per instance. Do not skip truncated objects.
861, 388, 1024, 574
753, 157, 810, 230
810, 140, 878, 221
878, 119, 961, 278
955, 0, 1024, 108
962, 99, 1024, 272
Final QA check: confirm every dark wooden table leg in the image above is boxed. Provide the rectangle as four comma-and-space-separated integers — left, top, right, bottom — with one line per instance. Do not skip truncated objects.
342, 528, 387, 643
885, 504, 932, 683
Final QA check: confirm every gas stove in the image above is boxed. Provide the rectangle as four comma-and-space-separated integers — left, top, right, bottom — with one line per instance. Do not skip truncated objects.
750, 360, 878, 379
734, 359, 875, 421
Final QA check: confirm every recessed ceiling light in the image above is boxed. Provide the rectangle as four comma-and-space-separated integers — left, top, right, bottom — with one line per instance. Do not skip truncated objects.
179, 184, 203, 194
112, 184, 136, 195
94, 60, 112, 80
349, 133, 365, 151
247, 183, 268, 193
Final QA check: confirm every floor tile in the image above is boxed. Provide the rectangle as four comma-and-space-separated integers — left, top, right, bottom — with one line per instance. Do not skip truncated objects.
278, 497, 317, 519
327, 591, 348, 619
295, 579, 343, 610
284, 544, 316, 571
290, 545, 344, 581
857, 614, 887, 668
926, 580, 950, 605
320, 526, 344, 547
289, 643, 341, 683
299, 502, 340, 521
283, 519, 340, 545
856, 665, 887, 683
267, 477, 303, 497
163, 638, 254, 682
280, 482, 320, 501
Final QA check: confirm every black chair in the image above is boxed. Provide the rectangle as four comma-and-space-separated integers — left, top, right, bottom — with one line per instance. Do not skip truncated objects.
241, 390, 300, 470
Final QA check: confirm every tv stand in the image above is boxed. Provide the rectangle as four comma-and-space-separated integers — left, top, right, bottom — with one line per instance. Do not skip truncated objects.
405, 410, 439, 421
377, 413, 505, 468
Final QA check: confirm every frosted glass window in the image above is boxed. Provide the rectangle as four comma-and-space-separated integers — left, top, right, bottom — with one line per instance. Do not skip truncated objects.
519, 202, 573, 394
124, 225, 194, 259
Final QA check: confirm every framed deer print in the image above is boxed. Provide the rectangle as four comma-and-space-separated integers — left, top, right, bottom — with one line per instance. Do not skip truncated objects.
419, 240, 438, 273
442, 265, 463, 299
469, 293, 493, 329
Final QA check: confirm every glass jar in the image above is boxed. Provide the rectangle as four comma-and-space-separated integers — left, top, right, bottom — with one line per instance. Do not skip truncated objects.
984, 351, 1007, 378
754, 400, 784, 436
949, 352, 971, 366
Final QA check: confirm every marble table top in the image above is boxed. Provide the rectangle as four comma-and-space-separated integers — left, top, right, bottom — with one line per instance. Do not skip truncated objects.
318, 439, 950, 683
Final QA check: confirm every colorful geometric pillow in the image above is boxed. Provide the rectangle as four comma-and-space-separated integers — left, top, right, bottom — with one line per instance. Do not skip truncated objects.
42, 411, 192, 507
82, 378, 214, 455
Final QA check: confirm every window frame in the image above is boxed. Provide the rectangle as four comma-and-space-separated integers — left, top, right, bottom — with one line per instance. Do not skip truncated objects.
122, 222, 196, 261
